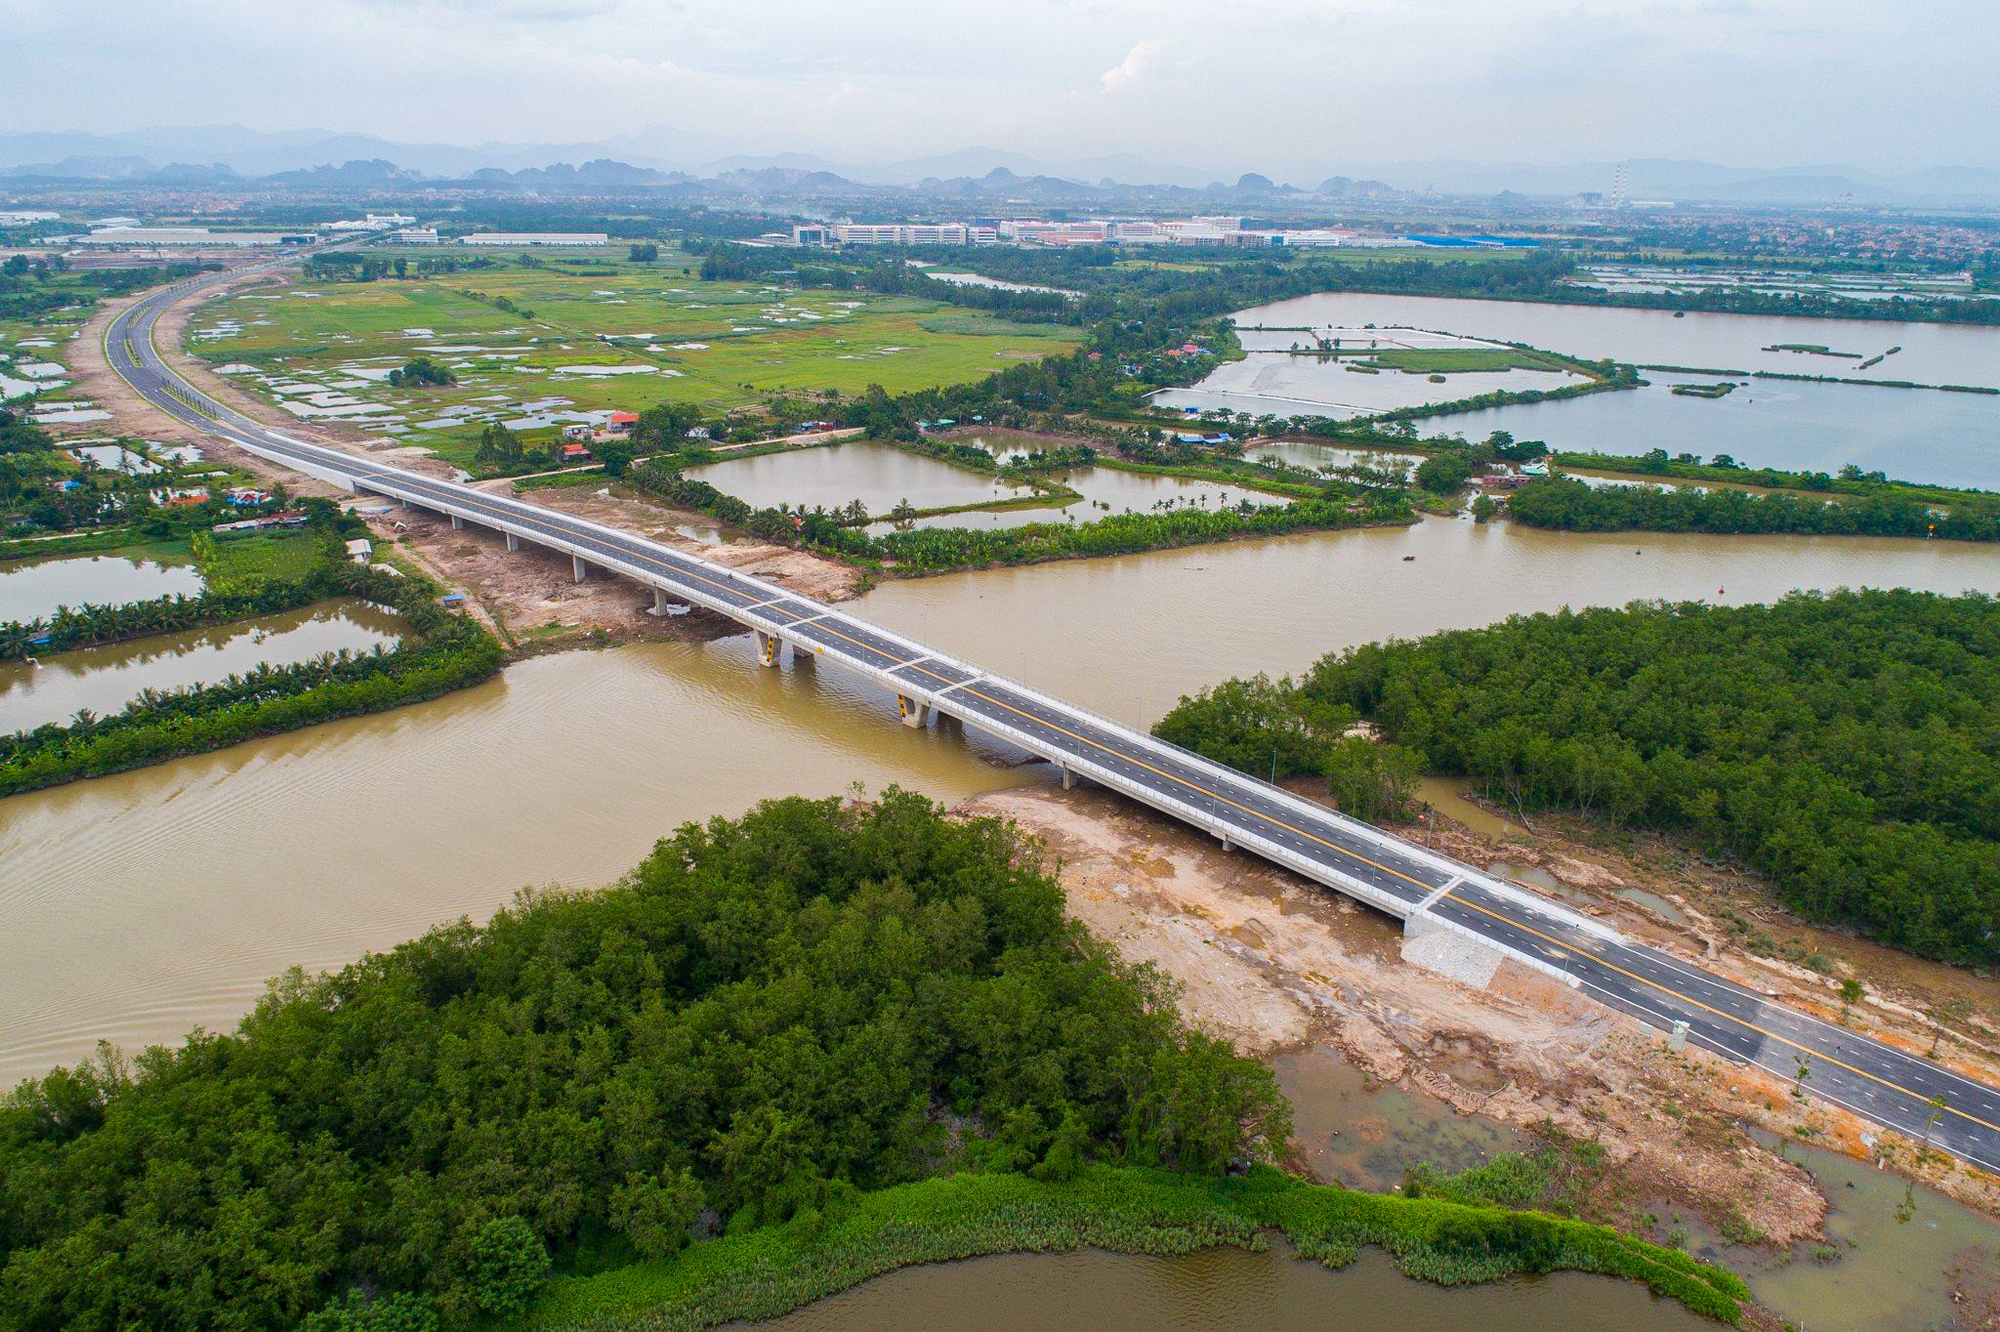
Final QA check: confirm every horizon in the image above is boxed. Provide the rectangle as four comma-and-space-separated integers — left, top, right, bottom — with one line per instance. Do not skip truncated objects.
4, 0, 1996, 179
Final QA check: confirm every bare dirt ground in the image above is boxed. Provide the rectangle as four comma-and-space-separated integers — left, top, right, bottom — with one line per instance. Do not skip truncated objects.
958, 778, 2000, 1321
1400, 798, 2000, 1221
960, 784, 1836, 1248
379, 483, 862, 652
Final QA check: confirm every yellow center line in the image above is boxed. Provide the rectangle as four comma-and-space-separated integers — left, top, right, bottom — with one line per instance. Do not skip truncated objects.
1441, 890, 2000, 1136
811, 628, 1998, 1137
119, 295, 1994, 1144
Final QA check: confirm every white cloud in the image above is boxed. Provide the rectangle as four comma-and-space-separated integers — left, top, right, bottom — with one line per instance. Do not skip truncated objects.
1099, 39, 1167, 93
0, 1, 1989, 174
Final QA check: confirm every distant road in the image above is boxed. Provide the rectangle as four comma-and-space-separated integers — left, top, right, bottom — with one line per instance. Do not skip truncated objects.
103, 264, 2000, 1178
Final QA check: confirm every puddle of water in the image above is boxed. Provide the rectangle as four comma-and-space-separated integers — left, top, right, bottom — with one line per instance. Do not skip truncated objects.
1274, 1043, 1528, 1192
1617, 886, 1688, 926
1747, 1136, 2000, 1332
1415, 776, 1527, 841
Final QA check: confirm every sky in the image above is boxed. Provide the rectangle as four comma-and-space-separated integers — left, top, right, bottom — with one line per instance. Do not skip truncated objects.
2, 0, 1993, 177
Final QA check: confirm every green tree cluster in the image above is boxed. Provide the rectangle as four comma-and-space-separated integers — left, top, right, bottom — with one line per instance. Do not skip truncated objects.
1158, 590, 2000, 963
386, 357, 456, 388
0, 792, 1286, 1328
1509, 476, 2000, 542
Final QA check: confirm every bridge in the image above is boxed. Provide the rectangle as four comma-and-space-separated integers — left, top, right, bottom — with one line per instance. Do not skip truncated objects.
101, 264, 2000, 1177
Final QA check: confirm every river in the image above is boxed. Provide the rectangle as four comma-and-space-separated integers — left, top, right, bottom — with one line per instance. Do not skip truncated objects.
0, 638, 1037, 1086
7, 514, 2000, 1321
7, 515, 1998, 1084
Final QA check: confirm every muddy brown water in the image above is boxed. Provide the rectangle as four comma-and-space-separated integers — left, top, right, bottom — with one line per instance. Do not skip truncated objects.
859, 515, 2000, 728
0, 547, 203, 622
7, 516, 2000, 1083
1276, 1043, 1528, 1191
6, 504, 2000, 1318
742, 1244, 1712, 1331
0, 638, 1038, 1086
0, 599, 400, 732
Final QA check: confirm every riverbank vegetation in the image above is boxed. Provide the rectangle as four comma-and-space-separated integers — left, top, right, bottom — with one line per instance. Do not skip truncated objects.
0, 509, 503, 794
2, 523, 340, 659
0, 792, 1746, 1329
533, 1164, 1747, 1330
1155, 591, 2000, 965
1507, 476, 2000, 541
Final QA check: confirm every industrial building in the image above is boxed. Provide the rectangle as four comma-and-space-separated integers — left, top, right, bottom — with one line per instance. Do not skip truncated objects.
792, 223, 996, 247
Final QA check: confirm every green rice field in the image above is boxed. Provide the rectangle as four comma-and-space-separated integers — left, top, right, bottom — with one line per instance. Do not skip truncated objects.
180, 248, 1085, 468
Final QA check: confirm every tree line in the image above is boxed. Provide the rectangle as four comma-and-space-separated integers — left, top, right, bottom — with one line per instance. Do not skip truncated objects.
0, 562, 502, 795
1507, 476, 2000, 542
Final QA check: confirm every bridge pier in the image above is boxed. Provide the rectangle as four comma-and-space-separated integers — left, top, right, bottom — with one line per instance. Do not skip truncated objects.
505, 532, 520, 552
451, 514, 464, 531
572, 555, 588, 583
756, 631, 781, 667
896, 694, 931, 729
1059, 763, 1076, 791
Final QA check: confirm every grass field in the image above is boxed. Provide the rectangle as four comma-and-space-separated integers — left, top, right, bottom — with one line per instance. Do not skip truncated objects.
205, 531, 324, 583
181, 248, 1085, 468
1355, 347, 1567, 374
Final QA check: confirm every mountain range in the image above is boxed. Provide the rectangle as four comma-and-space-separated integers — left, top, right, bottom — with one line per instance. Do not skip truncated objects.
2, 125, 1996, 206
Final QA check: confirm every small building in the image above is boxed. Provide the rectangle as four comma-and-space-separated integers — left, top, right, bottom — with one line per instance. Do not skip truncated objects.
558, 442, 592, 462
605, 411, 639, 436
149, 486, 209, 507
212, 510, 308, 535
344, 538, 373, 564
225, 487, 273, 506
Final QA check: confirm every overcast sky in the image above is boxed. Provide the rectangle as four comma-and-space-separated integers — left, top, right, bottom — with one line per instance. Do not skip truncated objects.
3, 0, 1992, 176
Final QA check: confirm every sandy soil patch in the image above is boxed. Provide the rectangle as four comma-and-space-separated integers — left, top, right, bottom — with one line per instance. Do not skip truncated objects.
1399, 795, 2000, 1221
366, 483, 861, 652
962, 783, 1854, 1248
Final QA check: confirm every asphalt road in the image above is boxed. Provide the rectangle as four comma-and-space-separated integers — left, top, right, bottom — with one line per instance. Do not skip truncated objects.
101, 266, 2000, 1176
